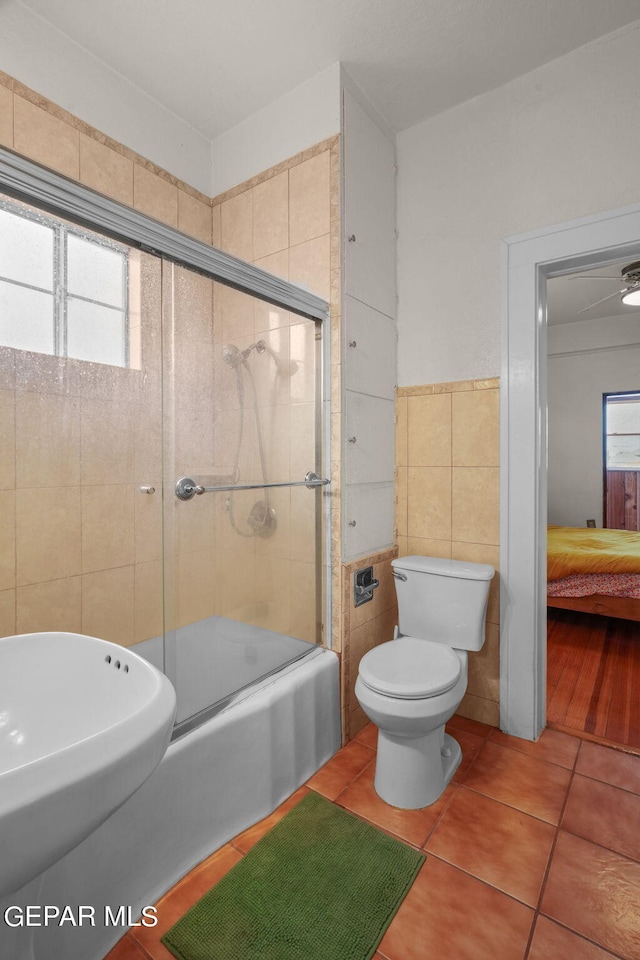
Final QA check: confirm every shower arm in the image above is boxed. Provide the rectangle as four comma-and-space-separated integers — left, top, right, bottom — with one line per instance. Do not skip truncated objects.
175, 472, 330, 501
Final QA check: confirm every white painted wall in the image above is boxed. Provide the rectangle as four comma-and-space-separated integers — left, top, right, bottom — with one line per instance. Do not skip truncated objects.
210, 63, 340, 197
397, 23, 640, 387
547, 314, 640, 528
0, 0, 212, 194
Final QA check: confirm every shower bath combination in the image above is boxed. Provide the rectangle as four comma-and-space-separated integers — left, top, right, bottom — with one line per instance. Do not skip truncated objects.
222, 339, 298, 538
0, 156, 338, 960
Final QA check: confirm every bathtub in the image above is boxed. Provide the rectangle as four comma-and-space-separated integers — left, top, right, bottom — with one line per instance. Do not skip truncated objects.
136, 614, 323, 730
0, 645, 340, 960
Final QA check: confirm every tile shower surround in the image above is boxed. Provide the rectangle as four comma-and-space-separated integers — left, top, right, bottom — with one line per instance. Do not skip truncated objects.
0, 69, 502, 740
0, 69, 340, 657
106, 719, 640, 960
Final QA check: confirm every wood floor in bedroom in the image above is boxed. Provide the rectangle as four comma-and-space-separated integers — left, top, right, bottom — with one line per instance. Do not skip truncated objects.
547, 607, 640, 753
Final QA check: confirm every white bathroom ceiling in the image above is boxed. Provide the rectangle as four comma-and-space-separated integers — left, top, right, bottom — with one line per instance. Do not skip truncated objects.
13, 0, 640, 140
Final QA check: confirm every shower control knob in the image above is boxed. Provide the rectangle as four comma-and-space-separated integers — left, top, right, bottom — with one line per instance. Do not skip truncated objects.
175, 476, 199, 500
139, 486, 155, 495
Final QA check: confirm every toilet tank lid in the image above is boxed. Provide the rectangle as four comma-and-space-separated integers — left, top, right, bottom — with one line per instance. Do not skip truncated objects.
392, 555, 495, 581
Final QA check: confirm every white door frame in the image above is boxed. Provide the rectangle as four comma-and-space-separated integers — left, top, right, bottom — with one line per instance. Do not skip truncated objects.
500, 202, 640, 740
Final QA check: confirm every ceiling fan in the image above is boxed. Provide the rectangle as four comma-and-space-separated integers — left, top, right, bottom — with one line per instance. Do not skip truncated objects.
570, 260, 640, 314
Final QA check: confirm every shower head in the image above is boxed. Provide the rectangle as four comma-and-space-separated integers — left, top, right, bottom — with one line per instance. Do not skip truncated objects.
222, 340, 298, 377
222, 343, 252, 368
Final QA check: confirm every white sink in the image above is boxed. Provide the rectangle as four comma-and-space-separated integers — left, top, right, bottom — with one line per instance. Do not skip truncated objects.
0, 632, 176, 899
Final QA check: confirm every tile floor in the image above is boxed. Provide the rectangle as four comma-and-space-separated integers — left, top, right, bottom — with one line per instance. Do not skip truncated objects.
105, 717, 640, 960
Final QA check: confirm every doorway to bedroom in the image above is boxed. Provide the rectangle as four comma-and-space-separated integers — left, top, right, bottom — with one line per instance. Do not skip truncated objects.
501, 201, 640, 747
545, 266, 640, 751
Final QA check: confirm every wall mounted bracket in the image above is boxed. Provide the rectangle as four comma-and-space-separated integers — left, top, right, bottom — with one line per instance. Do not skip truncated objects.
354, 566, 379, 607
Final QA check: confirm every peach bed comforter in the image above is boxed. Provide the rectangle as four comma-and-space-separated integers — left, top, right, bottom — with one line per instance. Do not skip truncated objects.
547, 525, 640, 581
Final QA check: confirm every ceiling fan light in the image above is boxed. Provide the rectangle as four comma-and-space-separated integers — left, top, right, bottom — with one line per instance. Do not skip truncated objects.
621, 287, 640, 306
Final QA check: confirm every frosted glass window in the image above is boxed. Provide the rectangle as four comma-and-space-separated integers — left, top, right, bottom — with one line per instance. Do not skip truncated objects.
0, 280, 55, 354
67, 300, 126, 367
0, 197, 129, 366
67, 234, 125, 307
0, 208, 54, 290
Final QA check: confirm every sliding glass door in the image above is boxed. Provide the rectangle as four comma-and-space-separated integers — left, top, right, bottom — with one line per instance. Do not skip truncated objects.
163, 263, 327, 728
0, 147, 330, 735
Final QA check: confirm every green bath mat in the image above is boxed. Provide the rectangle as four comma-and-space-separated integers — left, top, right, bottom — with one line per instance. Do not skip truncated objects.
162, 791, 425, 960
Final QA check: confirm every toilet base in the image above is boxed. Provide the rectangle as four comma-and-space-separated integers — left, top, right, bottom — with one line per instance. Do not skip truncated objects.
374, 730, 462, 809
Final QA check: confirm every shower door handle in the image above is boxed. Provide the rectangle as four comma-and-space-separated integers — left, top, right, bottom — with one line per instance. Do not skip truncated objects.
175, 471, 330, 500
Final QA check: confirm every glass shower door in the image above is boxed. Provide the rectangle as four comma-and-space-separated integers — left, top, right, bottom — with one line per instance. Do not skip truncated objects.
0, 160, 330, 740
162, 262, 327, 729
0, 193, 165, 666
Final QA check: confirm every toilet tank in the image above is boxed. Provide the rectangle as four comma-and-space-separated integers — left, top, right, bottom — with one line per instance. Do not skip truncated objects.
392, 556, 495, 651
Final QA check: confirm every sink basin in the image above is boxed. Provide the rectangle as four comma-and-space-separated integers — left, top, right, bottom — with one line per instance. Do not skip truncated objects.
0, 632, 176, 899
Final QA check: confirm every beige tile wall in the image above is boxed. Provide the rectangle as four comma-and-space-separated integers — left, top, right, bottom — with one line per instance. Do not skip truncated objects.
396, 378, 501, 727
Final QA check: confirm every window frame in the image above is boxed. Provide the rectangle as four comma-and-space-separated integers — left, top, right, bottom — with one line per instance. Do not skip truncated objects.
0, 196, 130, 367
603, 390, 640, 473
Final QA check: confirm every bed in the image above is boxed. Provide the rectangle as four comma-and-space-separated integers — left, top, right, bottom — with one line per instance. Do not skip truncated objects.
547, 525, 640, 622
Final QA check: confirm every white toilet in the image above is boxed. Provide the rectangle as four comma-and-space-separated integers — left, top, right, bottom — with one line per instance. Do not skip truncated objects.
355, 555, 495, 809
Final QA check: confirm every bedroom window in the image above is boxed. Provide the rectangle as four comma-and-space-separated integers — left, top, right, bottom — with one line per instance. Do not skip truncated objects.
604, 392, 640, 471
0, 198, 129, 367
604, 391, 640, 531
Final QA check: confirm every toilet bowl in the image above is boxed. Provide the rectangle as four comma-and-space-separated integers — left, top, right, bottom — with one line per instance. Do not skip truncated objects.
355, 556, 494, 809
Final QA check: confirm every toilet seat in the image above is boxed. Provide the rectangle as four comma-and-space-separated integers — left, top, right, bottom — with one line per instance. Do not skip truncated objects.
359, 636, 461, 700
